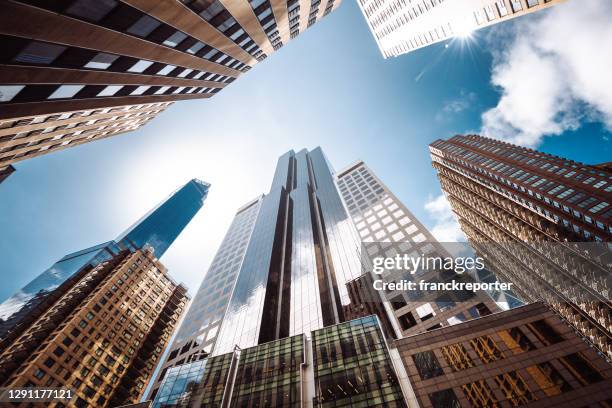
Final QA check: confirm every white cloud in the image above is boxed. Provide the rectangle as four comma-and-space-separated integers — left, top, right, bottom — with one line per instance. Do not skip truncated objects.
424, 194, 465, 242
436, 90, 477, 122
481, 0, 612, 147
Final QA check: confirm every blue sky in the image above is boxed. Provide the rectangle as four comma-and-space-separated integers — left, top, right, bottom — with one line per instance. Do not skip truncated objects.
0, 0, 610, 302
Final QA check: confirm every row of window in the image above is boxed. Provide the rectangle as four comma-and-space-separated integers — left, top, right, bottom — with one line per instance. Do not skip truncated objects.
0, 83, 220, 104
15, 0, 251, 71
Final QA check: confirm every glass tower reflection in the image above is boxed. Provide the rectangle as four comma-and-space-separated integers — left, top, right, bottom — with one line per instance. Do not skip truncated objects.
0, 179, 208, 343
214, 148, 362, 355
117, 178, 210, 258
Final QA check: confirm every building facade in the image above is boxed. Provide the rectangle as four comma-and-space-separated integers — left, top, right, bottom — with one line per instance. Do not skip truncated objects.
0, 0, 342, 170
148, 196, 263, 399
0, 178, 208, 345
0, 163, 15, 184
151, 316, 407, 408
335, 160, 500, 338
0, 102, 171, 172
0, 247, 189, 408
357, 0, 565, 58
212, 148, 364, 355
394, 302, 612, 408
429, 134, 611, 358
149, 148, 364, 400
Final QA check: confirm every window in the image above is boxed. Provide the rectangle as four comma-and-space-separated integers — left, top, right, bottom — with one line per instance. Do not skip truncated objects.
97, 85, 123, 97
178, 68, 193, 78
429, 389, 461, 408
48, 85, 84, 99
390, 295, 407, 310
127, 15, 161, 37
559, 353, 603, 385
130, 86, 151, 95
43, 357, 56, 368
66, 0, 117, 22
187, 41, 205, 54
527, 319, 563, 345
84, 52, 118, 70
14, 41, 66, 64
154, 86, 170, 95
128, 59, 154, 73
157, 65, 176, 76
527, 362, 571, 396
398, 311, 417, 330
413, 350, 444, 380
0, 85, 25, 102
34, 368, 46, 379
163, 31, 188, 47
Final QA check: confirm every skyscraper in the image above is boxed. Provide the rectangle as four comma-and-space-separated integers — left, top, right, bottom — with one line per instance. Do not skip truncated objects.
357, 0, 564, 58
148, 196, 263, 398
430, 134, 611, 358
335, 160, 500, 338
0, 246, 189, 408
213, 148, 363, 355
118, 178, 210, 258
0, 0, 343, 171
0, 178, 208, 344
148, 148, 364, 399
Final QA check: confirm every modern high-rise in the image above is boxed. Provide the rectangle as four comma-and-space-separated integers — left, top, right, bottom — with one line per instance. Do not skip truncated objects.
430, 134, 611, 358
0, 0, 343, 175
357, 0, 565, 58
212, 148, 364, 355
0, 246, 189, 408
395, 302, 612, 408
335, 160, 500, 338
0, 178, 208, 345
148, 196, 263, 398
148, 147, 365, 401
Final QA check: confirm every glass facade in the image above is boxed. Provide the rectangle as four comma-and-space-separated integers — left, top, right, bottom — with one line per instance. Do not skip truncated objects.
153, 316, 407, 408
118, 178, 210, 258
197, 353, 233, 407
214, 148, 363, 355
230, 335, 304, 407
312, 315, 406, 407
152, 360, 207, 408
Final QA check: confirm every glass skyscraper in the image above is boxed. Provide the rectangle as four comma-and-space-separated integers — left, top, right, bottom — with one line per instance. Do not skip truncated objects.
214, 147, 363, 354
117, 178, 210, 258
0, 178, 208, 344
149, 148, 365, 401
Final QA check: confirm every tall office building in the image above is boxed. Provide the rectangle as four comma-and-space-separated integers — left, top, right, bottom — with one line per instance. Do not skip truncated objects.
357, 0, 564, 58
212, 148, 364, 355
0, 0, 342, 173
148, 148, 364, 399
117, 178, 210, 257
430, 134, 611, 358
0, 246, 189, 408
148, 196, 263, 398
336, 160, 500, 338
0, 179, 208, 345
395, 302, 612, 408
